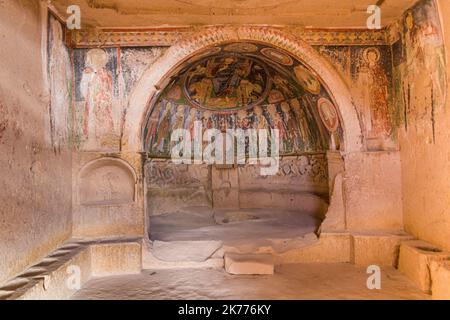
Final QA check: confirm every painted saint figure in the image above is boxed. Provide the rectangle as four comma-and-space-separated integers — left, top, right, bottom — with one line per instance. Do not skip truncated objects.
359, 47, 392, 138
80, 49, 114, 146
281, 101, 299, 153
290, 98, 313, 151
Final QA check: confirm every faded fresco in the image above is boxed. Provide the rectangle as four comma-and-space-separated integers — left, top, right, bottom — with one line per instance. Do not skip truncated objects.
73, 48, 121, 150
391, 0, 446, 142
143, 42, 344, 157
316, 44, 395, 149
120, 47, 167, 96
48, 14, 72, 152
72, 47, 167, 151
69, 5, 446, 154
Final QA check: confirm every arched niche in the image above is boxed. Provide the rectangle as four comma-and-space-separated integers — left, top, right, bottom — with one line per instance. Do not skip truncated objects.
78, 157, 137, 206
142, 41, 343, 157
122, 26, 363, 153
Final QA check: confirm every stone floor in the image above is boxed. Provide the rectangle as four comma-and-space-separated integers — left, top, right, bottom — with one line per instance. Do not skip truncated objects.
72, 263, 429, 300
150, 208, 321, 247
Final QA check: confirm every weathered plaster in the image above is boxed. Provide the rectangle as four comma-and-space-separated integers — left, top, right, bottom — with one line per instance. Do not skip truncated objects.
0, 0, 72, 285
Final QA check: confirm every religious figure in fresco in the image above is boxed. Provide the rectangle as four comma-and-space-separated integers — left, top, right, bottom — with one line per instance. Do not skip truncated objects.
253, 106, 270, 131
281, 102, 300, 153
290, 98, 313, 151
358, 47, 392, 138
236, 109, 250, 130
416, 14, 446, 110
172, 105, 186, 132
397, 2, 446, 126
294, 65, 321, 95
186, 108, 199, 138
153, 102, 171, 154
201, 110, 213, 131
252, 106, 270, 156
80, 49, 114, 145
48, 18, 71, 151
185, 55, 269, 110
267, 104, 287, 153
236, 80, 262, 106
189, 78, 213, 105
273, 75, 296, 98
144, 102, 161, 149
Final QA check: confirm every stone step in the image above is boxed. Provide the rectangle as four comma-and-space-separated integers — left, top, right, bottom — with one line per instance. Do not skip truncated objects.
224, 253, 274, 275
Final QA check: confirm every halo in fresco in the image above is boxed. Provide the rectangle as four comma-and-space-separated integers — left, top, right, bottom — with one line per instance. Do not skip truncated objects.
184, 55, 270, 111
224, 42, 259, 53
317, 97, 339, 133
362, 47, 381, 64
260, 47, 294, 66
294, 65, 321, 94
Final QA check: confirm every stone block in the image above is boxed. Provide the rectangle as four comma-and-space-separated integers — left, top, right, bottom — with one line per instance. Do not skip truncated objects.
398, 240, 450, 293
90, 241, 142, 277
352, 232, 414, 267
225, 253, 274, 275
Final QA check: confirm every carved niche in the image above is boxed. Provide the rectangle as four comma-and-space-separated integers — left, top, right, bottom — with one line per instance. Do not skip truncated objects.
78, 158, 136, 206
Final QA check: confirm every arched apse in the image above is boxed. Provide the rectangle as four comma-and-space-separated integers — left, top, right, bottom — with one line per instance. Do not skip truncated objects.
143, 42, 343, 157
122, 26, 363, 153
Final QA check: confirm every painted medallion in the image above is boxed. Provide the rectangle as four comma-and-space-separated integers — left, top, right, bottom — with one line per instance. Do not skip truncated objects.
317, 97, 339, 132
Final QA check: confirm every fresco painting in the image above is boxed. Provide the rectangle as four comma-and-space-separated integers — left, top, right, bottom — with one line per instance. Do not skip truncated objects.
356, 47, 393, 139
73, 48, 121, 150
185, 55, 270, 111
314, 44, 395, 148
48, 14, 72, 152
392, 0, 446, 140
142, 42, 343, 157
120, 47, 167, 95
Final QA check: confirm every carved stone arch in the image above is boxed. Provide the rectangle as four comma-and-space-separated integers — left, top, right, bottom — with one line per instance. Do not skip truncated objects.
78, 157, 137, 206
122, 26, 363, 153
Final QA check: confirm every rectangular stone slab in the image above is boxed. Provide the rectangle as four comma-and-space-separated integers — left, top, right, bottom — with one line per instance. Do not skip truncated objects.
224, 253, 274, 275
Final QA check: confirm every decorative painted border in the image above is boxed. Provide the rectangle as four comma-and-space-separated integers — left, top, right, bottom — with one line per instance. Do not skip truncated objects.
66, 28, 192, 48
66, 27, 391, 48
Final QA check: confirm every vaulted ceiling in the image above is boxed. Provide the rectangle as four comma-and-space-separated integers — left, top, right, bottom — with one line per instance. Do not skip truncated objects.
50, 0, 418, 28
